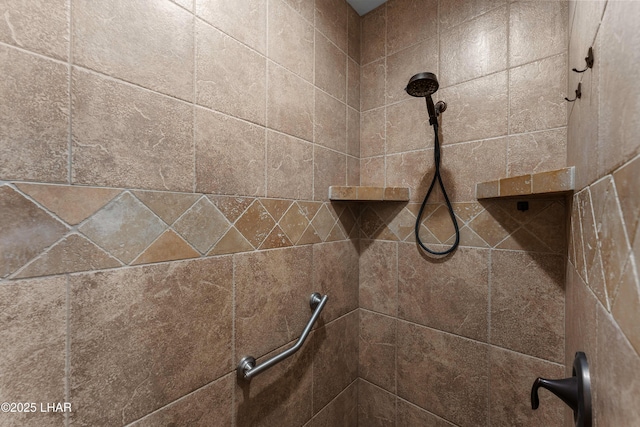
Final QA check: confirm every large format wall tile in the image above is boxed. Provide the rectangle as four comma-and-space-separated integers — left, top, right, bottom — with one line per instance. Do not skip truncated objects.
0, 46, 69, 182
0, 277, 66, 427
361, 5, 386, 65
386, 0, 437, 55
386, 98, 434, 154
314, 146, 347, 201
313, 241, 359, 322
310, 380, 357, 427
439, 0, 506, 30
397, 398, 456, 426
315, 0, 348, 52
315, 31, 347, 102
358, 380, 396, 427
267, 63, 314, 142
73, 0, 194, 101
386, 39, 438, 104
361, 59, 386, 112
315, 89, 347, 152
269, 0, 314, 82
359, 310, 396, 393
69, 257, 233, 426
508, 128, 567, 177
359, 240, 398, 316
72, 69, 193, 191
266, 131, 313, 200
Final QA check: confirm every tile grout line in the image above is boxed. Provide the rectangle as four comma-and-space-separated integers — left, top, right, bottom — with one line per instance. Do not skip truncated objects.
65, 274, 70, 427
67, 0, 73, 186
192, 10, 197, 194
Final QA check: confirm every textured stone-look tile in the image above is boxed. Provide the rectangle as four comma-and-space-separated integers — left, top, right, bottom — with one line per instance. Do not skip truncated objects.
0, 46, 68, 182
260, 225, 293, 249
348, 57, 361, 111
613, 156, 640, 248
209, 196, 254, 223
172, 197, 229, 253
598, 0, 640, 177
361, 108, 386, 157
387, 207, 415, 241
399, 244, 489, 341
468, 203, 519, 247
0, 186, 68, 278
386, 0, 437, 55
441, 137, 508, 202
132, 230, 199, 265
196, 21, 266, 125
269, 0, 314, 82
386, 98, 434, 154
439, 0, 505, 29
347, 5, 361, 64
171, 0, 193, 11
315, 89, 347, 152
490, 347, 564, 427
359, 310, 396, 393
314, 241, 359, 321
17, 184, 119, 226
268, 63, 314, 141
195, 107, 265, 196
387, 39, 439, 104
208, 227, 253, 256
17, 234, 121, 278
386, 149, 435, 202
440, 6, 507, 88
132, 375, 232, 427
311, 380, 357, 427
491, 250, 565, 362
510, 54, 567, 134
397, 321, 489, 427
315, 0, 348, 52
611, 258, 640, 355
313, 311, 359, 412
595, 305, 640, 426
281, 0, 315, 22
234, 247, 312, 358
78, 192, 166, 264
358, 380, 396, 427
360, 157, 385, 187
0, 0, 68, 60
476, 180, 499, 199
361, 59, 386, 112
347, 107, 360, 157
348, 156, 361, 187
397, 399, 456, 427
196, 0, 266, 53
495, 227, 550, 253
72, 69, 193, 191
316, 31, 347, 102
279, 203, 311, 244
236, 336, 313, 427
359, 240, 398, 315
69, 257, 233, 426
590, 176, 631, 303
314, 146, 346, 201
525, 201, 567, 253
0, 277, 66, 427
510, 0, 567, 67
73, 0, 193, 101
261, 199, 292, 222
440, 71, 508, 144
133, 190, 199, 225
361, 5, 385, 65
234, 200, 276, 248
508, 128, 568, 177
267, 132, 313, 199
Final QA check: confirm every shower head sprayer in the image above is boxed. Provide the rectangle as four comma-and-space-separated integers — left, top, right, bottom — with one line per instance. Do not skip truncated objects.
405, 72, 446, 126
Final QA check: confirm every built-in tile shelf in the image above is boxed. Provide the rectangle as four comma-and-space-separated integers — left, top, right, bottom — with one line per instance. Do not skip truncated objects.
476, 167, 575, 199
329, 186, 410, 201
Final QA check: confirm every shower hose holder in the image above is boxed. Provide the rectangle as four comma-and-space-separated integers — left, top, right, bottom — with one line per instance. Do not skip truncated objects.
531, 351, 592, 427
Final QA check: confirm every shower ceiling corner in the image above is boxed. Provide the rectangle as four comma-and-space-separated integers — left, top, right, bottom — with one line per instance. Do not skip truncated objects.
347, 0, 388, 16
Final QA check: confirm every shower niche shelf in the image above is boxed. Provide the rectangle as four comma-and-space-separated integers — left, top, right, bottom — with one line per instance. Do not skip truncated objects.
329, 186, 410, 202
476, 167, 575, 199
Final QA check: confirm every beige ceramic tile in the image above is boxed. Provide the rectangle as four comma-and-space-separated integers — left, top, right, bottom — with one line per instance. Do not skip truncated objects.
17, 234, 121, 278
0, 186, 68, 278
360, 157, 385, 187
259, 225, 293, 249
72, 69, 193, 191
315, 31, 347, 102
267, 63, 314, 141
279, 203, 312, 244
17, 184, 119, 226
399, 244, 490, 341
361, 59, 386, 112
359, 240, 398, 315
360, 5, 386, 65
508, 128, 568, 177
490, 250, 565, 362
0, 277, 66, 427
132, 190, 200, 226
313, 241, 359, 322
499, 175, 531, 196
195, 107, 265, 196
170, 0, 193, 11
311, 204, 337, 241
310, 381, 357, 426
266, 131, 313, 199
234, 200, 276, 248
281, 0, 314, 22
269, 0, 314, 82
386, 98, 434, 154
387, 39, 439, 104
397, 398, 456, 426
132, 230, 199, 265
440, 6, 508, 88
131, 375, 232, 427
532, 167, 574, 194
314, 146, 346, 201
476, 180, 499, 199
358, 380, 396, 426
440, 71, 509, 144
612, 156, 640, 247
359, 310, 396, 393
386, 149, 435, 202
196, 0, 266, 54
361, 108, 386, 157
78, 192, 166, 264
611, 258, 640, 355
315, 89, 347, 152
0, 0, 69, 60
196, 21, 267, 125
509, 0, 567, 67
0, 46, 68, 182
315, 0, 348, 52
69, 258, 233, 426
207, 226, 253, 256
347, 59, 361, 111
347, 5, 361, 64
347, 107, 360, 157
208, 196, 254, 223
73, 0, 194, 101
467, 203, 519, 246
439, 0, 506, 30
509, 54, 567, 134
386, 0, 437, 55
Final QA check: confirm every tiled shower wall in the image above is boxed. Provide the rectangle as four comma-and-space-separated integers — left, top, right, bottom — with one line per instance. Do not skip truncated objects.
357, 1, 570, 426
1, 0, 362, 426
566, 0, 640, 425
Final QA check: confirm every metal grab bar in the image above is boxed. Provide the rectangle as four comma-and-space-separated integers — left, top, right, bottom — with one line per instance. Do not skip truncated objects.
237, 292, 328, 381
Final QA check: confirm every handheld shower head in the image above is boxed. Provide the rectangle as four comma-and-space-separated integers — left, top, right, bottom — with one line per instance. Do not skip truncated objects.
405, 72, 445, 126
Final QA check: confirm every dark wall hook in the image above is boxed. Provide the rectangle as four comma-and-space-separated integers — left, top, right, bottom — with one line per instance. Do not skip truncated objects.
565, 83, 582, 102
572, 47, 594, 73
531, 352, 592, 427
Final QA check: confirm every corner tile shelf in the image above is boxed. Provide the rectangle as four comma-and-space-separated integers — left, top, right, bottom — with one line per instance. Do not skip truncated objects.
329, 186, 410, 202
476, 167, 575, 199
